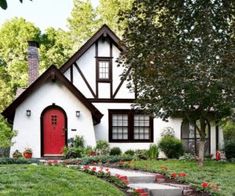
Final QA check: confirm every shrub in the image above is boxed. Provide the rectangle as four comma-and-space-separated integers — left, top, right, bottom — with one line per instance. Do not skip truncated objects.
96, 140, 110, 155
0, 157, 39, 164
110, 147, 122, 156
63, 155, 133, 165
147, 144, 159, 160
73, 136, 85, 148
158, 135, 184, 159
124, 149, 135, 156
134, 149, 148, 160
12, 150, 22, 159
63, 147, 84, 159
224, 141, 235, 160
179, 153, 195, 161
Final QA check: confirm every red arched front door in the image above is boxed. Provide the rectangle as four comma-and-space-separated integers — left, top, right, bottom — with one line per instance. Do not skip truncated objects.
42, 107, 66, 156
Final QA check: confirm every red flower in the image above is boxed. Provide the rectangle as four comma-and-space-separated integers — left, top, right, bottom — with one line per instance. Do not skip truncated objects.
83, 165, 90, 170
171, 173, 177, 178
201, 182, 209, 188
178, 172, 186, 177
92, 167, 97, 171
105, 168, 109, 172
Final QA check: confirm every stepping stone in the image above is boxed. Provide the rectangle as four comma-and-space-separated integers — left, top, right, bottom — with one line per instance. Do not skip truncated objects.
129, 183, 182, 196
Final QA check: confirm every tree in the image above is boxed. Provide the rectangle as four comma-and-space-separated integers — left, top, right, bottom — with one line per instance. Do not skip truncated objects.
67, 0, 134, 49
0, 115, 16, 157
68, 0, 99, 50
40, 27, 73, 70
120, 0, 235, 166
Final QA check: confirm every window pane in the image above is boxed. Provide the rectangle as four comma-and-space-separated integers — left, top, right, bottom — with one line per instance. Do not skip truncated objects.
134, 114, 150, 140
99, 61, 109, 79
112, 114, 128, 140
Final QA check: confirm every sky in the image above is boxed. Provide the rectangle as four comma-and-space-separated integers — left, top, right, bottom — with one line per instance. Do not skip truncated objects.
0, 0, 99, 31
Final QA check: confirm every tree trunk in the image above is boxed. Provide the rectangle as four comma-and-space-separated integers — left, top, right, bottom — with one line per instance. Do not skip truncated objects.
198, 117, 206, 167
198, 139, 205, 167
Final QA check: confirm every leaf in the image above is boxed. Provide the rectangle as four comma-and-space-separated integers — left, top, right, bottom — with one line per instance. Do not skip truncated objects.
0, 0, 7, 10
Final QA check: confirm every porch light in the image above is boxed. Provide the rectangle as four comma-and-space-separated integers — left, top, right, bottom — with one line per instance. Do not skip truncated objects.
76, 111, 80, 117
26, 110, 31, 117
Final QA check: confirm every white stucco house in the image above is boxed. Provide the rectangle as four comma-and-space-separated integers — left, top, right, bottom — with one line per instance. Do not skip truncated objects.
2, 25, 223, 158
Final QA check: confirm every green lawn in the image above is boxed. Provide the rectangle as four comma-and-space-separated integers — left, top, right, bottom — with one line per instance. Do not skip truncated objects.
129, 160, 235, 196
0, 164, 124, 196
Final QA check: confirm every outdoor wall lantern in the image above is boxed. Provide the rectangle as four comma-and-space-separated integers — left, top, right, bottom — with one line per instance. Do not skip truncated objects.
26, 109, 31, 117
76, 111, 80, 117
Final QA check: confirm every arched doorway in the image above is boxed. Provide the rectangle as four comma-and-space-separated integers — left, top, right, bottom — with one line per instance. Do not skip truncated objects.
41, 105, 67, 157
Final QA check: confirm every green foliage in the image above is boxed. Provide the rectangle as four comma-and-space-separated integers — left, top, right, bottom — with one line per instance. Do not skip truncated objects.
179, 153, 196, 161
158, 135, 184, 159
63, 155, 133, 165
95, 140, 110, 155
63, 136, 86, 159
0, 157, 39, 164
224, 141, 235, 160
222, 119, 235, 142
147, 144, 159, 160
110, 147, 122, 156
12, 150, 23, 159
0, 116, 16, 148
40, 27, 73, 70
0, 0, 31, 10
120, 0, 235, 163
124, 149, 135, 156
134, 149, 148, 160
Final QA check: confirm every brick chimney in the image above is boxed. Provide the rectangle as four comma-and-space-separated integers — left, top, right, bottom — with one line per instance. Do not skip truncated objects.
28, 41, 39, 85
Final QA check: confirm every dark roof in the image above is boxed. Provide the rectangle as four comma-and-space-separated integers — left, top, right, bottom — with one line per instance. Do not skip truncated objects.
2, 65, 103, 125
60, 24, 126, 73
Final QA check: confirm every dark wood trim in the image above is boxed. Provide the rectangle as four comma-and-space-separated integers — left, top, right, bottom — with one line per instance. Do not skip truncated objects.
70, 65, 73, 84
216, 121, 219, 151
110, 41, 113, 99
95, 42, 98, 98
2, 65, 103, 125
74, 62, 96, 98
60, 24, 126, 73
89, 98, 135, 103
108, 109, 154, 143
40, 104, 68, 157
112, 67, 132, 99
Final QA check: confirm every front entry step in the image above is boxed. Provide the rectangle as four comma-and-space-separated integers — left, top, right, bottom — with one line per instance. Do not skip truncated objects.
128, 183, 182, 196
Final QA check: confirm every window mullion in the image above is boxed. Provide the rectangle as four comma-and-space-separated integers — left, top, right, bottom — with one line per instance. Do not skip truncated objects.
128, 111, 134, 141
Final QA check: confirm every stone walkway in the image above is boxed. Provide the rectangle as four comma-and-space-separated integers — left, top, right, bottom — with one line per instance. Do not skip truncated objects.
93, 166, 193, 196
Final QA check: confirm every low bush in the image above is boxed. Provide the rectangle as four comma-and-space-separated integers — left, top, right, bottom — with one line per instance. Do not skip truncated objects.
72, 136, 85, 148
134, 150, 148, 160
63, 147, 84, 159
147, 144, 159, 160
158, 135, 184, 159
110, 147, 122, 156
224, 141, 235, 160
124, 150, 135, 156
12, 150, 23, 159
96, 140, 110, 155
63, 155, 133, 165
0, 157, 39, 164
179, 153, 196, 161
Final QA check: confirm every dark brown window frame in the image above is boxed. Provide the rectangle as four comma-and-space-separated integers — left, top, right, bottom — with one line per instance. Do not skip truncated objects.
109, 109, 153, 143
181, 119, 211, 155
96, 57, 112, 82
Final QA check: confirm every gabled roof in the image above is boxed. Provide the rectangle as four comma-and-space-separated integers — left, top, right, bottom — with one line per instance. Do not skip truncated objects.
60, 24, 126, 73
2, 65, 103, 125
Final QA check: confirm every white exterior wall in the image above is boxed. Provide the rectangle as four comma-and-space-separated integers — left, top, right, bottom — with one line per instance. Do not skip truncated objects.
93, 102, 183, 152
11, 80, 96, 158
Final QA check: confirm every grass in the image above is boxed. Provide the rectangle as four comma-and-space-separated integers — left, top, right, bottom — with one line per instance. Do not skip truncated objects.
128, 160, 235, 196
0, 164, 124, 196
